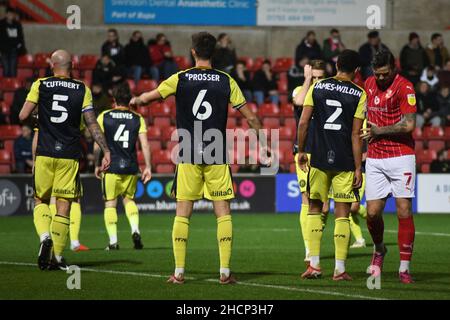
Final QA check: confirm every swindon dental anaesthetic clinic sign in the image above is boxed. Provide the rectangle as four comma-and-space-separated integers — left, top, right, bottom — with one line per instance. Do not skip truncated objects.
103, 0, 386, 26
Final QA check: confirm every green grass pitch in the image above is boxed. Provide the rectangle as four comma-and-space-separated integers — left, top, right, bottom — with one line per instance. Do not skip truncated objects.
0, 213, 449, 300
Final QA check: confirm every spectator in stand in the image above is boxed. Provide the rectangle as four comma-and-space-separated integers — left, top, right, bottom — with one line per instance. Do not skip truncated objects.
212, 33, 237, 74
148, 33, 178, 80
295, 31, 322, 67
101, 29, 125, 68
425, 33, 449, 70
323, 28, 345, 73
93, 54, 119, 90
438, 60, 450, 88
436, 86, 450, 125
415, 81, 440, 128
252, 59, 279, 106
14, 124, 33, 173
0, 90, 7, 124
230, 60, 252, 102
91, 82, 111, 116
288, 56, 309, 100
359, 31, 390, 79
420, 65, 440, 90
0, 7, 26, 77
9, 78, 33, 125
400, 32, 429, 85
430, 150, 450, 173
125, 30, 152, 86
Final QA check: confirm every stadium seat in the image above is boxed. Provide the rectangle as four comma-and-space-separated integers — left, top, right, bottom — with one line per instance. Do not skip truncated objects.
16, 68, 34, 81
280, 103, 294, 118
148, 140, 162, 151
246, 102, 258, 114
78, 54, 99, 70
150, 103, 171, 117
137, 106, 149, 118
227, 118, 238, 129
152, 150, 172, 165
0, 125, 21, 139
289, 163, 296, 173
428, 140, 446, 152
258, 103, 279, 117
284, 117, 297, 130
279, 140, 293, 153
17, 54, 34, 68
228, 106, 242, 119
161, 126, 177, 141
126, 79, 136, 94
3, 91, 14, 107
250, 57, 271, 72
416, 149, 437, 164
0, 165, 11, 174
421, 163, 430, 173
156, 164, 175, 174
1, 101, 10, 116
263, 117, 280, 129
412, 127, 423, 140
279, 126, 294, 140
277, 78, 288, 94
273, 57, 293, 73
230, 164, 239, 173
136, 80, 158, 94
166, 140, 179, 152
174, 56, 191, 70
423, 126, 444, 140
445, 127, 450, 140
147, 126, 162, 140
0, 150, 12, 164
0, 78, 22, 91
153, 117, 171, 129
33, 53, 51, 69
414, 140, 424, 152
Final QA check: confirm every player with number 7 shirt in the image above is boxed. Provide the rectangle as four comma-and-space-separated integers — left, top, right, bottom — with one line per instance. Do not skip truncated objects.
19, 50, 111, 271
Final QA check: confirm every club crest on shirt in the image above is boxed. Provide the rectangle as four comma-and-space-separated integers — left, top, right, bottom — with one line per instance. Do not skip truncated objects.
385, 89, 394, 99
407, 94, 416, 106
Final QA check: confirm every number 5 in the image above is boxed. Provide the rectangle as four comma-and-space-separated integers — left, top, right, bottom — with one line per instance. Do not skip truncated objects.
324, 99, 343, 131
51, 94, 69, 124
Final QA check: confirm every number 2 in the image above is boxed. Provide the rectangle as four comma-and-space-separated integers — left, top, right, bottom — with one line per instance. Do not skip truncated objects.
324, 99, 343, 131
114, 124, 130, 148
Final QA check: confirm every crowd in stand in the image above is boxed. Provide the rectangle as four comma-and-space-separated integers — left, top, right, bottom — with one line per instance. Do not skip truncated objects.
0, 5, 450, 173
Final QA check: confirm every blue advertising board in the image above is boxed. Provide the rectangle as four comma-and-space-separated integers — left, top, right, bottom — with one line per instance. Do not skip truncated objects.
104, 0, 257, 26
275, 174, 418, 214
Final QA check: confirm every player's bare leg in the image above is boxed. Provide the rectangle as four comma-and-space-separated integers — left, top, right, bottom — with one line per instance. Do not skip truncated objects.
366, 199, 388, 276
34, 197, 53, 270
396, 198, 415, 284
332, 202, 352, 281
168, 200, 193, 284
104, 198, 119, 250
123, 197, 143, 249
301, 199, 323, 279
48, 198, 72, 270
213, 200, 235, 284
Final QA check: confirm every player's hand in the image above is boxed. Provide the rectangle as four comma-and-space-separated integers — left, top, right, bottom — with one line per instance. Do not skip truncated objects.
99, 151, 111, 173
353, 168, 362, 189
94, 166, 102, 179
129, 96, 143, 108
141, 166, 152, 184
304, 64, 313, 79
360, 121, 379, 141
298, 152, 309, 173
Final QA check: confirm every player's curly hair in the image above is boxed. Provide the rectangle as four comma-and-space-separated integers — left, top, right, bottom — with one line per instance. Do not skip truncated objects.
192, 32, 217, 60
112, 82, 132, 107
337, 50, 361, 73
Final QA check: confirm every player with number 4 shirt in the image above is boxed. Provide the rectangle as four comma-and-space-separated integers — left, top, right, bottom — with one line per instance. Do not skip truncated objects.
361, 50, 417, 284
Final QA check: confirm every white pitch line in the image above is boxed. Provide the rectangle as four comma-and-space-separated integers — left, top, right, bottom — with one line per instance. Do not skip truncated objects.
0, 261, 386, 300
385, 230, 450, 237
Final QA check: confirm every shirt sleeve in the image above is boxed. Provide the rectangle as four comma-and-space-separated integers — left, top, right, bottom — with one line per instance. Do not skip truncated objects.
157, 73, 179, 99
139, 115, 147, 134
97, 112, 105, 132
292, 86, 302, 99
229, 76, 246, 109
303, 85, 315, 108
399, 83, 417, 114
26, 80, 41, 104
82, 86, 94, 112
354, 90, 367, 120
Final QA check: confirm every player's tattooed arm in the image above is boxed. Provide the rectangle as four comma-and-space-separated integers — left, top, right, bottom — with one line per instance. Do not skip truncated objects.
361, 113, 416, 139
84, 110, 110, 154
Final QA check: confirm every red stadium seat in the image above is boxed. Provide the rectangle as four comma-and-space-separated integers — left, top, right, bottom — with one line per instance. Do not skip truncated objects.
0, 78, 22, 91
228, 106, 242, 119
156, 164, 175, 174
78, 54, 99, 70
414, 140, 424, 152
412, 127, 423, 140
153, 117, 171, 129
16, 68, 34, 81
279, 140, 293, 153
152, 150, 172, 165
17, 54, 34, 68
263, 118, 280, 129
428, 140, 446, 152
421, 163, 430, 173
3, 91, 14, 107
226, 118, 238, 129
284, 117, 297, 130
277, 78, 288, 94
0, 150, 12, 164
416, 149, 437, 164
1, 101, 10, 115
0, 125, 21, 139
246, 102, 258, 114
289, 163, 296, 173
284, 149, 295, 164
280, 103, 294, 118
148, 140, 162, 151
258, 103, 279, 117
249, 57, 271, 72
147, 126, 162, 140
150, 103, 171, 117
166, 140, 179, 151
0, 165, 11, 174
126, 79, 136, 94
423, 126, 445, 140
174, 56, 191, 70
273, 57, 293, 73
445, 127, 450, 140
136, 106, 149, 118
279, 126, 294, 140
136, 80, 158, 94
161, 126, 177, 141
33, 53, 51, 69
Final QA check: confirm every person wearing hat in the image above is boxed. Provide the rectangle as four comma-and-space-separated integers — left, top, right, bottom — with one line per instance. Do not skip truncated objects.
400, 32, 429, 85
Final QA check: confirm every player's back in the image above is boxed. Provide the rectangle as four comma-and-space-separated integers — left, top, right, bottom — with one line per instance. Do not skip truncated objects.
307, 77, 366, 171
28, 76, 92, 159
98, 107, 144, 175
158, 67, 245, 164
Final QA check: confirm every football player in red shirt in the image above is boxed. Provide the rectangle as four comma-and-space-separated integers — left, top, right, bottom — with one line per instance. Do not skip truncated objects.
361, 50, 417, 284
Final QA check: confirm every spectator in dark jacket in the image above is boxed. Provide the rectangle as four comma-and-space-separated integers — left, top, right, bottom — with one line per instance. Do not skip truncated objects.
252, 60, 279, 106
125, 31, 151, 85
415, 81, 440, 128
93, 54, 125, 91
91, 82, 111, 116
9, 78, 33, 124
425, 33, 449, 70
0, 7, 26, 77
359, 31, 390, 79
230, 60, 252, 103
288, 56, 309, 100
101, 29, 126, 67
323, 29, 346, 65
436, 86, 450, 125
14, 124, 33, 173
430, 150, 450, 174
212, 33, 237, 74
148, 33, 178, 80
295, 31, 322, 66
400, 32, 429, 85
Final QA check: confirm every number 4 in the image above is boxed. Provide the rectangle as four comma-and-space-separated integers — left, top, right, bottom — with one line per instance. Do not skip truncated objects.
114, 124, 130, 148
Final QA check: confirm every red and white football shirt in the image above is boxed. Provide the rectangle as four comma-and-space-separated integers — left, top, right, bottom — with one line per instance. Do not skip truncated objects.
365, 74, 417, 159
